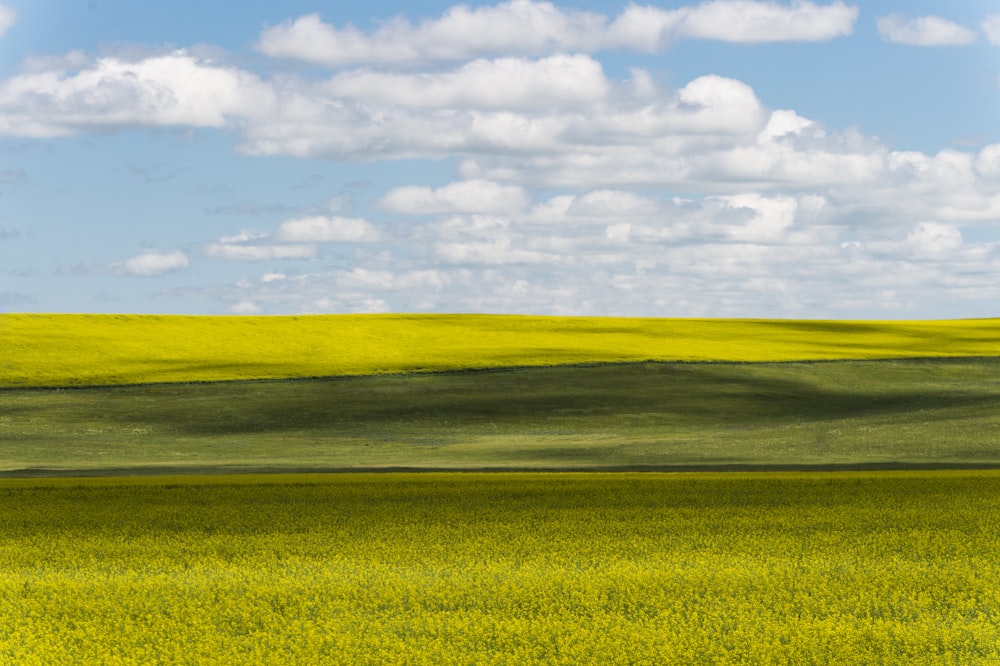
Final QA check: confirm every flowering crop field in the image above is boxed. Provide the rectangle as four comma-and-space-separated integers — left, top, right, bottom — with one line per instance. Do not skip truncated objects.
4, 313, 1000, 388
3, 471, 1000, 665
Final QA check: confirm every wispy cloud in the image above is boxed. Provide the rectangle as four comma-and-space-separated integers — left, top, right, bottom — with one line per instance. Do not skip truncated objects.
204, 202, 300, 216
876, 14, 978, 46
204, 231, 317, 261
982, 15, 1000, 46
0, 3, 16, 39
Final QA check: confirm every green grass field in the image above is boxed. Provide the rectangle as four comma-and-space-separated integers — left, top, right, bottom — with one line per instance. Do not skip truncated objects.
4, 358, 1000, 474
4, 472, 1000, 665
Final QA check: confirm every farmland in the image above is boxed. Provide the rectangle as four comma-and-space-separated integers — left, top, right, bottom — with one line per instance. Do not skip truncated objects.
4, 358, 1000, 474
5, 313, 1000, 388
4, 313, 1000, 663
4, 472, 1000, 664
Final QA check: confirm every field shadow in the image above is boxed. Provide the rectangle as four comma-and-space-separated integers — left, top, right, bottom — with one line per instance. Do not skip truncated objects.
8, 359, 1000, 438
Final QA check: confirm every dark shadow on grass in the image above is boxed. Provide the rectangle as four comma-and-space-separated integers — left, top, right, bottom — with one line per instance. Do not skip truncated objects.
6, 359, 1000, 437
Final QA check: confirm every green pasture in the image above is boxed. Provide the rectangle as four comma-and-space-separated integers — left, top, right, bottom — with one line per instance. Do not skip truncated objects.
4, 358, 1000, 474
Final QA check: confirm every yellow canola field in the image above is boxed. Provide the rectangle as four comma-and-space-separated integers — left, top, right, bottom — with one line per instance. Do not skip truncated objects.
3, 472, 1000, 665
3, 313, 1000, 388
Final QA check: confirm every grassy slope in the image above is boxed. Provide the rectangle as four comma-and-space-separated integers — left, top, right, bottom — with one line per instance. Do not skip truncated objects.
5, 359, 1000, 473
4, 313, 1000, 388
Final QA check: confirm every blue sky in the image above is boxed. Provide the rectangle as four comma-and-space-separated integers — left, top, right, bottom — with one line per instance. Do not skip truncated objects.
1, 1, 999, 317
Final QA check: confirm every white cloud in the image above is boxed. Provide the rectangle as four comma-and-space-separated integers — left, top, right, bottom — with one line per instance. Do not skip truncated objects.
9, 48, 992, 233
427, 214, 561, 265
230, 299, 262, 314
206, 176, 1000, 317
976, 144, 1000, 179
877, 14, 978, 46
205, 233, 316, 261
240, 73, 769, 168
6, 3, 1000, 319
119, 250, 190, 277
205, 213, 380, 262
332, 267, 451, 291
256, 3, 609, 66
903, 221, 963, 259
378, 180, 530, 215
434, 239, 557, 265
456, 103, 881, 191
0, 3, 15, 39
983, 15, 1000, 46
256, 1, 857, 67
274, 216, 381, 242
325, 54, 609, 109
205, 243, 316, 261
567, 190, 662, 219
667, 0, 858, 44
0, 50, 274, 137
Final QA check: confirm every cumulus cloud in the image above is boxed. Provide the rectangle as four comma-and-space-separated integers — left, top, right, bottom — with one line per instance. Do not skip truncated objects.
902, 222, 963, 259
325, 54, 609, 109
0, 46, 913, 200
206, 213, 381, 260
256, 0, 858, 67
662, 0, 858, 44
566, 190, 663, 219
257, 2, 608, 66
119, 250, 190, 276
378, 180, 530, 215
0, 50, 274, 137
876, 14, 978, 46
983, 15, 1000, 46
0, 3, 16, 38
239, 73, 770, 170
454, 100, 882, 191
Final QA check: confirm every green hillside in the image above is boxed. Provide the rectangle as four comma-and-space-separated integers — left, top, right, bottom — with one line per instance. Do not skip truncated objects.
5, 359, 1000, 475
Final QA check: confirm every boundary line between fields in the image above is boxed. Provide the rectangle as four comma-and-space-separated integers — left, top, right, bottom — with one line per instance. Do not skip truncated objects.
5, 355, 1000, 392
6, 462, 1000, 478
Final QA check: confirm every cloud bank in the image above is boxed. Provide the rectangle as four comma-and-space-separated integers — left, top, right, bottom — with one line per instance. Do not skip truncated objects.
256, 0, 858, 66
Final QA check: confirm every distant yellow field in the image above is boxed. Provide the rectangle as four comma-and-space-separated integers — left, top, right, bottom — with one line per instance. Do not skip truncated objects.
3, 313, 1000, 388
